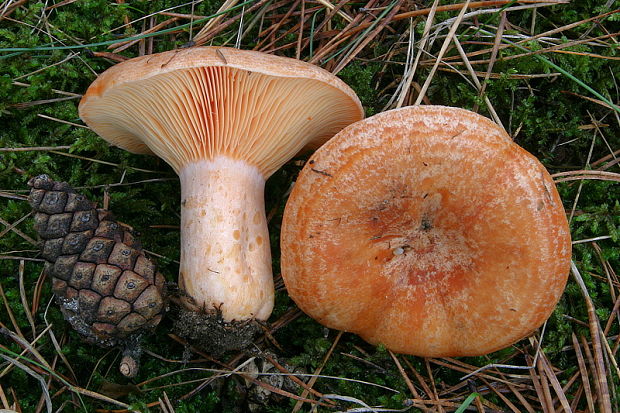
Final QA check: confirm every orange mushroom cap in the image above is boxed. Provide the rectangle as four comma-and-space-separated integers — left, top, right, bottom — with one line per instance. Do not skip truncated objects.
281, 105, 571, 357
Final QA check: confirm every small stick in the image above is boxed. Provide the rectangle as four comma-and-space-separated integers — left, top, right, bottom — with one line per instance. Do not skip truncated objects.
424, 358, 444, 413
389, 351, 421, 399
37, 114, 89, 129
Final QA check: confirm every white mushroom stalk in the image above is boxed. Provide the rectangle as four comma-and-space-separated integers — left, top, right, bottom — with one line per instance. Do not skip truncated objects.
79, 48, 363, 343
178, 157, 272, 321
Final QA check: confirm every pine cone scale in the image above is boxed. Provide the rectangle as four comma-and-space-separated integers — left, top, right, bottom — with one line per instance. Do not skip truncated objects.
91, 264, 123, 295
114, 271, 148, 302
70, 210, 99, 232
80, 238, 115, 264
39, 190, 68, 214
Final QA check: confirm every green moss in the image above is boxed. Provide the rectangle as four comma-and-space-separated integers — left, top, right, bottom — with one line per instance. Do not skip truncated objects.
1, 0, 619, 410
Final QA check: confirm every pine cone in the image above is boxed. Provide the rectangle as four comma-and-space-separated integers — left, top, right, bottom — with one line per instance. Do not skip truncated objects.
28, 175, 166, 376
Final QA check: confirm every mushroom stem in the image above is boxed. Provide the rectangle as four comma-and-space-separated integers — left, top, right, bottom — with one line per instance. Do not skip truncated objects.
177, 156, 273, 322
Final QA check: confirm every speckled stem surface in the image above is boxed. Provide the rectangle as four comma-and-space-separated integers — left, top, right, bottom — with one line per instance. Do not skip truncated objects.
178, 157, 273, 321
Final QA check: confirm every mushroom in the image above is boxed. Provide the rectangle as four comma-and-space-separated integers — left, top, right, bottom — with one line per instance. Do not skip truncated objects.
79, 47, 363, 350
281, 105, 571, 357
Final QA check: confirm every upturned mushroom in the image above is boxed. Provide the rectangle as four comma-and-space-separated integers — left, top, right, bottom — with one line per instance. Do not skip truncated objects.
79, 47, 363, 350
281, 105, 571, 357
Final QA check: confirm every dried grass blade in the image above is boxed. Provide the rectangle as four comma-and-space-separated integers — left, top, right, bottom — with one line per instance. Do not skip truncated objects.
71, 386, 129, 408
527, 355, 550, 413
452, 36, 503, 126
0, 384, 9, 408
159, 391, 175, 413
9, 95, 80, 109
295, 0, 306, 59
0, 216, 36, 245
327, 0, 566, 51
0, 145, 71, 152
414, 0, 471, 105
472, 10, 505, 113
552, 170, 620, 183
479, 378, 521, 413
31, 266, 47, 316
0, 0, 28, 21
47, 150, 163, 174
36, 114, 88, 129
301, 0, 349, 56
88, 51, 129, 62
18, 260, 36, 339
12, 52, 79, 81
0, 354, 52, 413
0, 212, 31, 238
598, 327, 620, 383
434, 8, 620, 67
110, 17, 179, 53
0, 328, 52, 373
257, 1, 309, 53
316, 0, 352, 22
393, 0, 438, 109
332, 0, 404, 74
0, 323, 53, 379
572, 333, 596, 412
402, 357, 435, 406
44, 0, 77, 10
478, 28, 620, 114
537, 358, 554, 413
193, 0, 240, 43
308, 0, 377, 64
505, 381, 536, 413
0, 283, 24, 337
561, 90, 617, 111
0, 192, 28, 201
592, 148, 620, 167
424, 358, 444, 413
43, 322, 78, 383
394, 0, 567, 21
538, 354, 572, 412
604, 294, 620, 335
249, 374, 332, 408
571, 261, 613, 412
194, 0, 269, 47
12, 81, 81, 97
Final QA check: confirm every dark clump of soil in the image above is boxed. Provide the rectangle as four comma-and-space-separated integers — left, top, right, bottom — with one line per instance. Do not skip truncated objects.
173, 306, 261, 355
